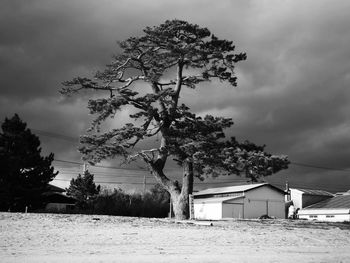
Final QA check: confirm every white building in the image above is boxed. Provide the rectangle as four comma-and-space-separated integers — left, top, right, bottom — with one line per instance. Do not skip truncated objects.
288, 188, 334, 210
298, 195, 350, 222
193, 183, 285, 220
335, 190, 350, 196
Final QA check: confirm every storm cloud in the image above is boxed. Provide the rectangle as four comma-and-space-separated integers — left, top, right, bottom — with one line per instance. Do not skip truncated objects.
1, 0, 350, 191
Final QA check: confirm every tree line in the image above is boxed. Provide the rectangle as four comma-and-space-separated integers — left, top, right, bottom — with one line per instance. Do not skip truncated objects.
92, 185, 170, 218
66, 170, 170, 217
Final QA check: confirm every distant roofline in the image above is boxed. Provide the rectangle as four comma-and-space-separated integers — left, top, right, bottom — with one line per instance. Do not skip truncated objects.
194, 183, 286, 197
302, 195, 350, 209
194, 195, 244, 203
46, 183, 65, 193
290, 188, 334, 196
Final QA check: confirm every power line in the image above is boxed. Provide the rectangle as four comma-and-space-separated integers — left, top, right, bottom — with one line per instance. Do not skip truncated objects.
55, 173, 154, 180
53, 178, 155, 185
21, 128, 350, 192
53, 177, 252, 186
53, 158, 350, 188
32, 128, 350, 174
54, 159, 81, 165
32, 127, 350, 172
31, 129, 79, 143
56, 174, 154, 180
94, 163, 147, 171
53, 172, 347, 191
55, 168, 150, 175
55, 170, 250, 184
31, 129, 350, 186
290, 162, 350, 172
53, 159, 148, 171
54, 155, 350, 174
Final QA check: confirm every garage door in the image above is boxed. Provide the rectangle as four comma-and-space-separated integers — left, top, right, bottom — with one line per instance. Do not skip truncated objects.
222, 203, 244, 218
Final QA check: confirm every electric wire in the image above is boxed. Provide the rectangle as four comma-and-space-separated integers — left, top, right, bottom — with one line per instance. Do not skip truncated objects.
31, 128, 350, 191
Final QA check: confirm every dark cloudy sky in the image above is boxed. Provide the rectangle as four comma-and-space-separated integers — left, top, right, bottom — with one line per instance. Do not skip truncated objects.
1, 0, 350, 192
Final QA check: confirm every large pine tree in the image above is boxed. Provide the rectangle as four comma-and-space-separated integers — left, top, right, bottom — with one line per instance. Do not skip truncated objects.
62, 20, 289, 219
0, 114, 57, 211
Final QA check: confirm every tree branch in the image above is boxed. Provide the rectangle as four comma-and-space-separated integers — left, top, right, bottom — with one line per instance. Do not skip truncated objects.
171, 61, 184, 113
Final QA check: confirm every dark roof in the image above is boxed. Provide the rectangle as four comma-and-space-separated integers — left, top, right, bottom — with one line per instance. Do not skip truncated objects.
292, 188, 334, 197
304, 195, 350, 209
194, 183, 285, 197
45, 184, 65, 193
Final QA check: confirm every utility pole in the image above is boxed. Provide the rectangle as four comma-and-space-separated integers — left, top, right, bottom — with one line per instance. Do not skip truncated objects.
143, 174, 146, 195
285, 181, 290, 201
142, 174, 147, 217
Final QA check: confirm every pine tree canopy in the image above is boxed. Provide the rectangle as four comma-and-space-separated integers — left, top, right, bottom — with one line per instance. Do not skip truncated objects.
61, 19, 289, 190
0, 114, 57, 211
66, 170, 100, 202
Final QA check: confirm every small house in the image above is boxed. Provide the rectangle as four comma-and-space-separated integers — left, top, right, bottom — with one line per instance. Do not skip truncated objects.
193, 183, 285, 220
298, 195, 350, 222
288, 188, 334, 210
42, 184, 76, 212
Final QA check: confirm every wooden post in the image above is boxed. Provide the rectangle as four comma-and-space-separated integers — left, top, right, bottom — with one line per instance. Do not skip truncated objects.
189, 194, 194, 220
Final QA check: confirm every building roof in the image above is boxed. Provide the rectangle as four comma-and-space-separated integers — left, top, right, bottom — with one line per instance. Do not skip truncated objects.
194, 183, 285, 197
194, 195, 244, 204
292, 188, 334, 197
335, 190, 350, 196
45, 184, 65, 193
304, 195, 350, 209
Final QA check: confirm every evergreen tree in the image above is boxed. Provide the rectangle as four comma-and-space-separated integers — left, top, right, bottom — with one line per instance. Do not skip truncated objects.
62, 20, 289, 219
0, 114, 57, 211
66, 170, 100, 208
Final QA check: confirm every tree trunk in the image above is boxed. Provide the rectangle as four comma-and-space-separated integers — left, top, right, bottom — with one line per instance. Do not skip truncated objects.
170, 159, 194, 220
171, 192, 188, 220
149, 159, 194, 220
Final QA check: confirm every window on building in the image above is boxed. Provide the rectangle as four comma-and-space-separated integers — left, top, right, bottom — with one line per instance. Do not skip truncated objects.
326, 215, 335, 218
309, 215, 318, 218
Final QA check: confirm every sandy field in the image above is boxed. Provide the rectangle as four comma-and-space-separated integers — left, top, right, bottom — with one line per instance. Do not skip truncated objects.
1, 212, 350, 263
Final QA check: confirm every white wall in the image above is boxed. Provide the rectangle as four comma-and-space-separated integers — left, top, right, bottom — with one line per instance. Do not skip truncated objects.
194, 185, 285, 220
299, 213, 350, 222
298, 208, 350, 222
194, 202, 222, 220
290, 189, 303, 209
290, 189, 333, 209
